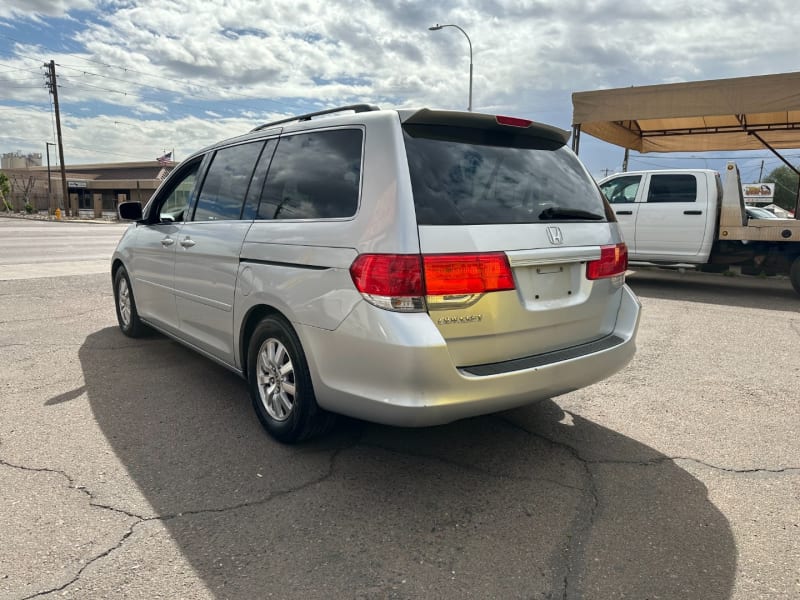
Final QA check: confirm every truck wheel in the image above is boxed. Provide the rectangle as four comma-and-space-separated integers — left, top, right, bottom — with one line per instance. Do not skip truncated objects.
790, 256, 800, 295
247, 315, 335, 443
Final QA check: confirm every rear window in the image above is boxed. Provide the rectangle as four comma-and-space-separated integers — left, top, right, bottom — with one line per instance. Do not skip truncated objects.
404, 124, 606, 225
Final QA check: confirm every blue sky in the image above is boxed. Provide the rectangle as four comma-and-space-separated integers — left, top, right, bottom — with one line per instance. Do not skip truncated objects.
1, 0, 800, 182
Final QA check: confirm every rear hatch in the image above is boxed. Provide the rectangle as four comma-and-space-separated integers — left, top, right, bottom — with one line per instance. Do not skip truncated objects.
402, 110, 626, 368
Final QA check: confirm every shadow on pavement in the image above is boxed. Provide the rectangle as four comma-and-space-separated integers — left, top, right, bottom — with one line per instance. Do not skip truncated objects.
68, 326, 738, 599
627, 268, 798, 311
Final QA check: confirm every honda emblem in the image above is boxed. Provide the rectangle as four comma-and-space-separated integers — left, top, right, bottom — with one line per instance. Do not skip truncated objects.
546, 226, 564, 245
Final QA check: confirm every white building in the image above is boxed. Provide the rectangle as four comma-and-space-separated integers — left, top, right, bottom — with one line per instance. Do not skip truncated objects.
1, 152, 43, 169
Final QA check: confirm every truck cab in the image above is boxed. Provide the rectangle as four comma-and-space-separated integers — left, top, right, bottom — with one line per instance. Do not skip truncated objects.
599, 164, 800, 295
599, 169, 720, 264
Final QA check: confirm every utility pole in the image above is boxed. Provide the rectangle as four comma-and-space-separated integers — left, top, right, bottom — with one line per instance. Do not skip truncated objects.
45, 60, 69, 216
758, 159, 765, 182
622, 148, 629, 173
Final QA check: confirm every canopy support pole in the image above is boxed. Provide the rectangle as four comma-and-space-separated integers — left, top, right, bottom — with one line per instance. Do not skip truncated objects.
749, 132, 800, 219
571, 125, 581, 154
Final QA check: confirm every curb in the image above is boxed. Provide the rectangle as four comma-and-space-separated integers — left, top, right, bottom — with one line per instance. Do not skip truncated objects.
0, 213, 120, 225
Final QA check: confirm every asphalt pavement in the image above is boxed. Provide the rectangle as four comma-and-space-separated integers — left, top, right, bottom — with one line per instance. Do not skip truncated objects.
1, 216, 798, 599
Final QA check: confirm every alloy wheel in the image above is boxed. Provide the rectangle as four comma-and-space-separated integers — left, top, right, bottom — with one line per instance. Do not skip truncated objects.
256, 337, 296, 421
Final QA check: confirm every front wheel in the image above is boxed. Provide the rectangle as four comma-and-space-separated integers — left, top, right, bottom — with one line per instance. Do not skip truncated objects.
247, 315, 335, 443
113, 267, 148, 338
790, 256, 800, 295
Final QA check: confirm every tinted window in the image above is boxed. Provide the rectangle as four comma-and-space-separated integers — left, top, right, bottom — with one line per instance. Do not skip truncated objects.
150, 161, 200, 223
599, 175, 641, 204
647, 174, 697, 203
257, 129, 362, 220
241, 139, 278, 220
193, 141, 265, 221
403, 125, 605, 225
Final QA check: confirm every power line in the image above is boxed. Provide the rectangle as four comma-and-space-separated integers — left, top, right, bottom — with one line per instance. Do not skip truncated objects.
0, 32, 295, 112
56, 63, 278, 107
59, 77, 129, 96
66, 144, 150, 161
54, 59, 293, 110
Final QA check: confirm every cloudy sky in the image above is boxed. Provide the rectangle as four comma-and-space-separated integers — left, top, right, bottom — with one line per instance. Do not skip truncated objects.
1, 0, 799, 180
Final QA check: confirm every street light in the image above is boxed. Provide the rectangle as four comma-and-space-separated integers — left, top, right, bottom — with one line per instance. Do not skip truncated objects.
45, 142, 57, 213
428, 23, 473, 112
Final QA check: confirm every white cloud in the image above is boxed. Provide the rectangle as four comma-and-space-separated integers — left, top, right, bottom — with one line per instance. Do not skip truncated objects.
1, 0, 799, 174
0, 105, 268, 164
0, 0, 96, 20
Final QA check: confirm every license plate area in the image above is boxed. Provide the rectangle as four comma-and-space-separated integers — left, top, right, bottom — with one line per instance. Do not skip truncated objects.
514, 262, 584, 305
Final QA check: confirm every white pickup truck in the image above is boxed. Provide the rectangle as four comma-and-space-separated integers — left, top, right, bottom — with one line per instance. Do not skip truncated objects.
598, 163, 800, 295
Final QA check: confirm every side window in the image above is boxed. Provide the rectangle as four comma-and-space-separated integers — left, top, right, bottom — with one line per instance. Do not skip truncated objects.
257, 129, 362, 220
241, 139, 278, 220
193, 141, 265, 221
647, 174, 697, 203
151, 161, 200, 223
599, 175, 641, 204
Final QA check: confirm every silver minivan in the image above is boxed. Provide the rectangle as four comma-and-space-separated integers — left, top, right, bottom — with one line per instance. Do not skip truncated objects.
112, 105, 641, 443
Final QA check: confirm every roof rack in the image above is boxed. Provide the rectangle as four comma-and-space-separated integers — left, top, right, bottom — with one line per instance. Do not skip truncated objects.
251, 104, 381, 132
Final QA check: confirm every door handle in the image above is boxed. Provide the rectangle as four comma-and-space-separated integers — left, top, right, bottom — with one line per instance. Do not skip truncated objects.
616, 210, 633, 215
180, 237, 196, 248
161, 237, 175, 247
684, 210, 703, 215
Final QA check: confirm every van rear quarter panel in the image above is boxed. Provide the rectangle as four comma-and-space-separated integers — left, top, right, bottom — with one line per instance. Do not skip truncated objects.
233, 112, 423, 367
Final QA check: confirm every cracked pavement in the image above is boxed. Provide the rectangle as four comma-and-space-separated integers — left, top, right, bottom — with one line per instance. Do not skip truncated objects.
1, 219, 799, 599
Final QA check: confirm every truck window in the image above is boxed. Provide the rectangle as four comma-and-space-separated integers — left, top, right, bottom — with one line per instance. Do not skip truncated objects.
647, 174, 697, 203
599, 175, 641, 204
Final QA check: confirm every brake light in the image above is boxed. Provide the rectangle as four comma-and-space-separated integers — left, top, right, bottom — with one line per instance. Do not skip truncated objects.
423, 253, 514, 295
586, 243, 628, 280
349, 252, 515, 312
496, 115, 533, 128
349, 254, 424, 311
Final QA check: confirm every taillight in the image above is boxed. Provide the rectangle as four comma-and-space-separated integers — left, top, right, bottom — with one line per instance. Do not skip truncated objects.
423, 253, 514, 295
349, 252, 515, 312
349, 254, 424, 312
587, 243, 628, 282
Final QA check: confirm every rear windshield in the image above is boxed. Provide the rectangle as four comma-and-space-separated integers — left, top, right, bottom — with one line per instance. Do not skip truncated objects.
403, 124, 607, 225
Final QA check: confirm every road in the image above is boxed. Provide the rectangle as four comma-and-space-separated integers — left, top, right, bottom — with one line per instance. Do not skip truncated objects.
0, 217, 129, 280
1, 216, 798, 599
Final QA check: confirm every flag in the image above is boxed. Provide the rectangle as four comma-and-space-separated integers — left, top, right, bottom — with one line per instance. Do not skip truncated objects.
156, 151, 172, 165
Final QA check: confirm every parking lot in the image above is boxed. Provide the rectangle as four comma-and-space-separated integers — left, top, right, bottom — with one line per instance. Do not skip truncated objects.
1, 218, 798, 599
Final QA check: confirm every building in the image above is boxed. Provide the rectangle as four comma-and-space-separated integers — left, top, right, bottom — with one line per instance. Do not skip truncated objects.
2, 152, 43, 169
0, 160, 172, 215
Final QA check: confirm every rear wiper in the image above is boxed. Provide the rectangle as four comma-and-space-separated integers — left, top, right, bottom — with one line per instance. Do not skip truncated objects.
538, 207, 604, 221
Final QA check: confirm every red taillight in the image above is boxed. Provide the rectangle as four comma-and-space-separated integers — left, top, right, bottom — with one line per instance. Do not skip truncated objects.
349, 252, 515, 312
349, 254, 423, 296
496, 115, 533, 128
587, 243, 628, 280
423, 253, 514, 295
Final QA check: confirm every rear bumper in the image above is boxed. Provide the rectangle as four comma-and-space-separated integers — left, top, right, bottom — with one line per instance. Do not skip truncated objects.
299, 285, 641, 427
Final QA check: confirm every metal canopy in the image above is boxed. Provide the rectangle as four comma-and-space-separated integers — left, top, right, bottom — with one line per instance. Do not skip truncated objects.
571, 71, 800, 154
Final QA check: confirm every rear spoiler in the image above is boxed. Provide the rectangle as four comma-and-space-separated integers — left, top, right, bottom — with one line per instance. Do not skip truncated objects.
400, 108, 570, 146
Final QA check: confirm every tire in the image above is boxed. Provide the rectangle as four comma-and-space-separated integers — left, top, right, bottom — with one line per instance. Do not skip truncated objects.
247, 315, 335, 443
113, 267, 148, 338
790, 256, 800, 295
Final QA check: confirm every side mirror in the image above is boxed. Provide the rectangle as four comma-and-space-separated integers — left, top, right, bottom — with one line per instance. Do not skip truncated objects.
118, 201, 143, 221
